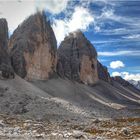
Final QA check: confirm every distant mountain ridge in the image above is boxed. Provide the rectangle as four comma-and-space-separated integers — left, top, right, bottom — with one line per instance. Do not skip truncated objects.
129, 80, 140, 90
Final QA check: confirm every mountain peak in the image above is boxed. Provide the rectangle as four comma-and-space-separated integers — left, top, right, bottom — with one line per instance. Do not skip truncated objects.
9, 12, 57, 80
57, 31, 98, 85
68, 30, 84, 38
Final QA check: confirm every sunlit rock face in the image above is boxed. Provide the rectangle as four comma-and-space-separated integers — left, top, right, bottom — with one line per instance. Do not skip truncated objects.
97, 61, 111, 83
9, 12, 57, 80
57, 30, 98, 85
0, 18, 14, 78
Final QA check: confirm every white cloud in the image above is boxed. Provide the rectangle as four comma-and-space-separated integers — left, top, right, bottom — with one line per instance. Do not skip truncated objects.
0, 0, 35, 32
52, 6, 94, 45
123, 73, 140, 81
68, 7, 94, 32
0, 0, 69, 32
122, 34, 140, 39
93, 3, 140, 36
36, 0, 69, 14
98, 50, 140, 57
92, 39, 121, 44
0, 1, 93, 45
112, 72, 121, 77
110, 60, 125, 69
121, 72, 129, 75
100, 8, 114, 19
112, 71, 140, 81
94, 26, 101, 32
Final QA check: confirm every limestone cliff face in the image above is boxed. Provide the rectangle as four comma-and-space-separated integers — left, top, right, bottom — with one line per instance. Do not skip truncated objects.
57, 30, 98, 85
0, 18, 14, 78
9, 12, 57, 80
97, 61, 111, 82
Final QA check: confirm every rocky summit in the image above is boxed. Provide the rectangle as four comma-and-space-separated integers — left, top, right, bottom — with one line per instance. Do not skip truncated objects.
57, 30, 98, 85
0, 18, 14, 79
9, 12, 57, 80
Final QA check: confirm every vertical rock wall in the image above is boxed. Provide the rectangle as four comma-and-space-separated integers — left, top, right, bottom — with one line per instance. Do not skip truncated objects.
0, 18, 14, 78
57, 30, 98, 85
9, 12, 57, 80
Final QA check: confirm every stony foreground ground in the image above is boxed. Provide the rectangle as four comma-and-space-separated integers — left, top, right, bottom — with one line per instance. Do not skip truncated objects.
0, 114, 139, 140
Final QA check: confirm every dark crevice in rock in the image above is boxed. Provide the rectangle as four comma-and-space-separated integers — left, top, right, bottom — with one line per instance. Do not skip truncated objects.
0, 18, 14, 79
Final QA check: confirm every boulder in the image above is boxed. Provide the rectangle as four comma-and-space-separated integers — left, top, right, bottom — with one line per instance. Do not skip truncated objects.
0, 18, 14, 79
9, 12, 57, 80
57, 30, 98, 85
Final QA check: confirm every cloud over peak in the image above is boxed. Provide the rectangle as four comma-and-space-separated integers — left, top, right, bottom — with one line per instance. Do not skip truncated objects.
110, 60, 125, 69
0, 0, 69, 32
52, 6, 94, 45
112, 71, 140, 81
36, 0, 69, 14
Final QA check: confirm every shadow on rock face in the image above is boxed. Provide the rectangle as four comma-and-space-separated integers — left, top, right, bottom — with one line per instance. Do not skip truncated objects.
0, 18, 14, 79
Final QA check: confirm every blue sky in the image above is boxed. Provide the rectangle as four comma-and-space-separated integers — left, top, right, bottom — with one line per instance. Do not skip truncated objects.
0, 0, 140, 81
48, 0, 140, 81
84, 0, 140, 75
